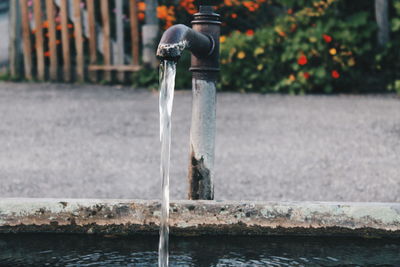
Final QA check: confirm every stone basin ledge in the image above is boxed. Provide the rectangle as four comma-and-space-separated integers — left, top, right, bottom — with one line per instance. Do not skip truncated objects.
0, 198, 399, 238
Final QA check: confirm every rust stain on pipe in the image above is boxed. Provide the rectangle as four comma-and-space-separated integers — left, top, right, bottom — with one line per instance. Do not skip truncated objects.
188, 152, 213, 200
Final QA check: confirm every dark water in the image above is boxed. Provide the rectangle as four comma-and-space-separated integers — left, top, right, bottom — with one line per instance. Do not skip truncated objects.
0, 234, 399, 266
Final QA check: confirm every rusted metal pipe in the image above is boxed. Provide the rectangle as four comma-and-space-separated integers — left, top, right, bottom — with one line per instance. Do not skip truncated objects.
157, 3, 221, 200
188, 5, 220, 200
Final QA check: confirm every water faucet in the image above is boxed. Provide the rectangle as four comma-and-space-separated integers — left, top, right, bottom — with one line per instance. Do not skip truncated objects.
157, 1, 221, 200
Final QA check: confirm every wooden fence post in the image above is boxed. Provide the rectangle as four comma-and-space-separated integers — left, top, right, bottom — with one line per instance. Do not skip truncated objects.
73, 0, 84, 82
60, 0, 71, 82
33, 0, 45, 80
115, 0, 125, 82
19, 0, 32, 80
87, 0, 97, 82
130, 0, 139, 66
9, 0, 22, 78
100, 0, 112, 82
45, 0, 58, 81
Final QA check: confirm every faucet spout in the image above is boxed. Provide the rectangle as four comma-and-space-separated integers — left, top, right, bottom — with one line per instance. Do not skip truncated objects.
157, 24, 214, 61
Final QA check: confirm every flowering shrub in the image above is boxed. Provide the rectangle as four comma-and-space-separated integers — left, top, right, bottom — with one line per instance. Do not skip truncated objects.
219, 0, 393, 93
135, 0, 399, 93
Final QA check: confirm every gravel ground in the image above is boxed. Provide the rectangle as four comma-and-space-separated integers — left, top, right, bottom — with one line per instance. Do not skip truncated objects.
0, 82, 399, 202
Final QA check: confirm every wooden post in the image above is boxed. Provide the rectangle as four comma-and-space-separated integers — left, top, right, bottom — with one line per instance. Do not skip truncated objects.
73, 0, 84, 82
100, 0, 112, 82
33, 0, 45, 80
129, 0, 139, 66
60, 0, 71, 82
115, 0, 125, 82
20, 0, 32, 80
86, 0, 97, 82
375, 0, 390, 47
45, 0, 58, 81
9, 0, 22, 78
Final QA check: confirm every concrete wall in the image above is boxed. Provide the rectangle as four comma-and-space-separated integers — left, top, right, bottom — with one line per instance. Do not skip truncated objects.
1, 198, 399, 238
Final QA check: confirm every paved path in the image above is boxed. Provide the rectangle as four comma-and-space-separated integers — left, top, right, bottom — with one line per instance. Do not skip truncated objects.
0, 82, 399, 202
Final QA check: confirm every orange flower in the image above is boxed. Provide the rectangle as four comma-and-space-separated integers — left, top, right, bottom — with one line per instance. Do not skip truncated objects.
224, 0, 241, 6
287, 8, 293, 15
246, 29, 254, 36
303, 72, 311, 79
44, 51, 50, 57
277, 31, 286, 37
275, 26, 286, 37
237, 51, 246, 59
243, 1, 259, 12
331, 70, 340, 79
157, 6, 168, 19
138, 2, 146, 12
224, 0, 233, 6
42, 20, 49, 28
179, 0, 196, 15
157, 5, 176, 29
231, 13, 237, 19
298, 55, 308, 66
138, 12, 145, 21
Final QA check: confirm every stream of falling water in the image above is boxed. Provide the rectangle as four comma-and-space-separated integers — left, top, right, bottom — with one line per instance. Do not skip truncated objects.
158, 60, 176, 267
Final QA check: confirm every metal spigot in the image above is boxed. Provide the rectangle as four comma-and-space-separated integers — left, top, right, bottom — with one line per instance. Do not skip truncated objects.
157, 2, 221, 77
157, 1, 221, 200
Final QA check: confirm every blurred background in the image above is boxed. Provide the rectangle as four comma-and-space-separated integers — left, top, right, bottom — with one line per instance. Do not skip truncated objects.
2, 0, 400, 94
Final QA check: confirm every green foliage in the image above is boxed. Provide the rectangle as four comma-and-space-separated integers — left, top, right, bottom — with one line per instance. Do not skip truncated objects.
219, 0, 395, 94
131, 66, 159, 89
0, 72, 10, 81
387, 80, 400, 94
135, 0, 400, 94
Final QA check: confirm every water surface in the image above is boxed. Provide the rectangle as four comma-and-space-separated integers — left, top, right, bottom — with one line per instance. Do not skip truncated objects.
0, 234, 399, 266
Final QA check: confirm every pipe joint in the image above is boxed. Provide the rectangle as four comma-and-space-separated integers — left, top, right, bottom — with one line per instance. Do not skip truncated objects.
190, 6, 221, 77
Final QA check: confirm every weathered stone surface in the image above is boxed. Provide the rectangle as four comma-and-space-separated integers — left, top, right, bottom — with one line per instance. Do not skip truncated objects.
0, 198, 399, 237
